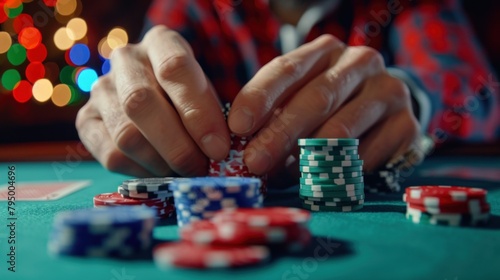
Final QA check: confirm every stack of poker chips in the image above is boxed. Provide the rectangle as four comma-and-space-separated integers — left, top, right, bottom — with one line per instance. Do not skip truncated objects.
153, 207, 310, 269
298, 138, 365, 212
169, 177, 263, 227
209, 103, 268, 196
404, 185, 490, 227
93, 178, 175, 219
48, 206, 155, 258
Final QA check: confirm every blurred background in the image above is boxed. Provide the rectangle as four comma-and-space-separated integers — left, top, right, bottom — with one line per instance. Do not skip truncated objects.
0, 0, 499, 160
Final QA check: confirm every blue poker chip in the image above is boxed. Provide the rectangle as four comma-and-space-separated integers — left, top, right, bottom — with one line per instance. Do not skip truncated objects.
169, 177, 261, 192
48, 206, 156, 258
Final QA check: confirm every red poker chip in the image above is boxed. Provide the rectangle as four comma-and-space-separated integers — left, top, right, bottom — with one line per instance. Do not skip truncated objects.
404, 186, 487, 207
407, 200, 490, 215
181, 220, 307, 246
212, 207, 311, 228
93, 192, 169, 207
153, 241, 269, 269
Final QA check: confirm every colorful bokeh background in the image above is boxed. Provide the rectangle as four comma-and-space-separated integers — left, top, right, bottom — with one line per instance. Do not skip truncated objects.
0, 0, 499, 146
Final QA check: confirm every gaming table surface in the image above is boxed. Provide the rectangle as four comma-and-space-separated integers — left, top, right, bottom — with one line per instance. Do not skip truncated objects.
1, 155, 499, 280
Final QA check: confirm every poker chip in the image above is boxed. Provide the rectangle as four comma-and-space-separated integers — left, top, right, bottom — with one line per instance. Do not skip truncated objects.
212, 207, 311, 228
301, 203, 364, 212
118, 186, 172, 199
298, 159, 364, 167
298, 138, 365, 212
170, 177, 263, 227
298, 138, 359, 146
403, 186, 491, 227
300, 176, 364, 185
299, 182, 364, 192
299, 154, 360, 161
48, 206, 155, 258
121, 177, 174, 193
300, 148, 358, 156
153, 241, 270, 269
301, 172, 363, 179
93, 192, 175, 219
299, 165, 363, 173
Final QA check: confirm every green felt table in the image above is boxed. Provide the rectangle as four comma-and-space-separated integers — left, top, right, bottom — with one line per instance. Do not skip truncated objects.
1, 156, 499, 280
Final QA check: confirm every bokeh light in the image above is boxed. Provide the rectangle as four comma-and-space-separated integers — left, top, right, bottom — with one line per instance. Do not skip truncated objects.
0, 3, 7, 24
56, 0, 77, 16
76, 68, 97, 92
59, 65, 75, 84
98, 37, 112, 59
27, 43, 47, 62
25, 62, 45, 83
32, 78, 53, 102
69, 43, 90, 66
54, 27, 74, 50
13, 13, 33, 33
5, 2, 23, 18
52, 83, 72, 106
12, 80, 32, 103
1, 69, 21, 90
19, 27, 42, 49
101, 59, 110, 75
7, 43, 27, 65
43, 0, 57, 7
0, 31, 12, 54
66, 17, 86, 40
107, 27, 128, 49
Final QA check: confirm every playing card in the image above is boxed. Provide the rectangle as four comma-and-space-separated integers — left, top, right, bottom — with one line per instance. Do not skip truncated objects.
0, 180, 91, 201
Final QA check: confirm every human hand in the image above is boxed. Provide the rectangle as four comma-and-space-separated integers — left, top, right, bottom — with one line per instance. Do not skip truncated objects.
76, 26, 230, 177
228, 35, 420, 179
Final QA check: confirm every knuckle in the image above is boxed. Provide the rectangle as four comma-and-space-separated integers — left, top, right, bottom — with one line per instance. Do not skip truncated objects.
182, 106, 207, 128
166, 144, 199, 172
271, 56, 301, 79
121, 85, 153, 118
324, 120, 352, 139
157, 52, 191, 80
353, 46, 385, 69
307, 84, 336, 115
75, 104, 91, 131
241, 86, 272, 111
110, 44, 135, 61
387, 76, 411, 101
101, 149, 129, 173
113, 122, 142, 153
143, 25, 170, 42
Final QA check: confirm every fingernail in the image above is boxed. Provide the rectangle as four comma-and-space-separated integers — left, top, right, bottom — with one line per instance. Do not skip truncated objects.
229, 107, 254, 134
202, 134, 228, 160
246, 149, 272, 174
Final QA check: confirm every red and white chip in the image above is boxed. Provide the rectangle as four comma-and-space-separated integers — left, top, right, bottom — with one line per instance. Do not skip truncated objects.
404, 186, 487, 207
153, 241, 269, 269
212, 207, 311, 228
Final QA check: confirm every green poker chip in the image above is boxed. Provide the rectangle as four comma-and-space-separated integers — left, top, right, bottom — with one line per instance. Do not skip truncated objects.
301, 194, 365, 202
299, 188, 364, 198
300, 176, 364, 185
298, 138, 359, 147
299, 159, 363, 167
299, 182, 364, 192
302, 203, 364, 212
299, 165, 363, 173
300, 149, 358, 156
299, 154, 360, 161
303, 198, 364, 207
301, 171, 363, 179
300, 145, 358, 151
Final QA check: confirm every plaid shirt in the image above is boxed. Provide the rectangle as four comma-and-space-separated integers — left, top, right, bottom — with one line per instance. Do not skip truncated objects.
146, 0, 500, 143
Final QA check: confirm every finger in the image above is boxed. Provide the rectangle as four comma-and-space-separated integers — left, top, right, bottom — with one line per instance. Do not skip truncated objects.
76, 106, 153, 177
91, 77, 172, 176
229, 34, 345, 135
313, 74, 409, 139
358, 109, 420, 171
111, 43, 207, 176
142, 25, 230, 161
244, 46, 385, 175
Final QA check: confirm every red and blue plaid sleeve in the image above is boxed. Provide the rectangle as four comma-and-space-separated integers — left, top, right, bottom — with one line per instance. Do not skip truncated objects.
388, 0, 500, 142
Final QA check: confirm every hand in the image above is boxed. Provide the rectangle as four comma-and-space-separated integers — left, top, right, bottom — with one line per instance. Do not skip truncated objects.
228, 35, 420, 179
76, 26, 230, 177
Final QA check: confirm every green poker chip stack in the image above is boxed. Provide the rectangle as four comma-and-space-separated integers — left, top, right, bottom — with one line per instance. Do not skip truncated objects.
298, 138, 365, 212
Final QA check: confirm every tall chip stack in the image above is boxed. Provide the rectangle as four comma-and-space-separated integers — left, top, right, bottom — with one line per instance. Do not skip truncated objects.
298, 138, 365, 212
209, 103, 268, 196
